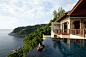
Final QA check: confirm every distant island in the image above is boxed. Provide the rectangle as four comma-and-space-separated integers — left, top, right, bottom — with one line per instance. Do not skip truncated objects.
9, 24, 46, 36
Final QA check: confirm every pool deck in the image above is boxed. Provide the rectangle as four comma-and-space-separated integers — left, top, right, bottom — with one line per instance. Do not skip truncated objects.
43, 34, 51, 40
25, 38, 63, 57
43, 34, 86, 41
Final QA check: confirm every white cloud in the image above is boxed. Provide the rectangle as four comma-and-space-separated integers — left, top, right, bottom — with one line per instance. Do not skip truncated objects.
0, 0, 79, 29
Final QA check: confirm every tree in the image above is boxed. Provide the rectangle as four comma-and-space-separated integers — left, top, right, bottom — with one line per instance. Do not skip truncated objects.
57, 7, 65, 18
53, 10, 58, 18
53, 7, 65, 22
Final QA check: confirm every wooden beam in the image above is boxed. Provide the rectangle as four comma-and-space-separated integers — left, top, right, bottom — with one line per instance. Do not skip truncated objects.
68, 0, 83, 15
56, 13, 67, 22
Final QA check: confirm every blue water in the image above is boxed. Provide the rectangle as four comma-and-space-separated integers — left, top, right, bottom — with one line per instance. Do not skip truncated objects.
54, 38, 86, 57
25, 38, 86, 57
0, 29, 24, 57
25, 38, 63, 57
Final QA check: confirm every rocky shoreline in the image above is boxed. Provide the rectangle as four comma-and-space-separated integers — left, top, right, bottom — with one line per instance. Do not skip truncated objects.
8, 32, 26, 37
12, 47, 22, 53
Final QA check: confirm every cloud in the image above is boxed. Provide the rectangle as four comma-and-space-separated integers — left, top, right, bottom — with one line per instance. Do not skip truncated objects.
0, 0, 79, 29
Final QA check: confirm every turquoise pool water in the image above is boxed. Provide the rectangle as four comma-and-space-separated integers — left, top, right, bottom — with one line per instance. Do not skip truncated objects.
26, 38, 86, 57
56, 38, 86, 57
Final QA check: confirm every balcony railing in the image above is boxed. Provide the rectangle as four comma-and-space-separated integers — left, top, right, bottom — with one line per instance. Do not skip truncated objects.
62, 29, 70, 35
53, 29, 70, 35
53, 29, 62, 34
53, 29, 85, 37
70, 29, 85, 37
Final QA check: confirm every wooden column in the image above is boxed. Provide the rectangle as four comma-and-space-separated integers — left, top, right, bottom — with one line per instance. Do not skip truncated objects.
75, 29, 76, 35
80, 19, 81, 29
80, 19, 82, 36
83, 29, 85, 37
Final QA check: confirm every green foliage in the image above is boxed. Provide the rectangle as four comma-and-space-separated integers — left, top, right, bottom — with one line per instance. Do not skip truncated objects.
58, 7, 65, 17
7, 48, 23, 57
13, 24, 46, 35
54, 35, 57, 38
53, 7, 65, 21
53, 10, 58, 19
23, 35, 43, 57
7, 7, 65, 57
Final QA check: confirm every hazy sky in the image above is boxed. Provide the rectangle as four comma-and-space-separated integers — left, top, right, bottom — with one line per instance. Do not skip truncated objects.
0, 0, 78, 29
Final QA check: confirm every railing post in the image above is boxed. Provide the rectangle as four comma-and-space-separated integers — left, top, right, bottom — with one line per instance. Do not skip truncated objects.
83, 29, 85, 38
56, 29, 57, 34
61, 29, 62, 34
75, 29, 76, 35
80, 29, 81, 36
78, 29, 80, 35
53, 29, 54, 33
55, 29, 56, 34
69, 29, 70, 34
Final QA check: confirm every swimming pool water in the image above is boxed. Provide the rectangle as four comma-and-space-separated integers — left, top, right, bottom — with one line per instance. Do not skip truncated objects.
54, 38, 86, 57
26, 38, 86, 57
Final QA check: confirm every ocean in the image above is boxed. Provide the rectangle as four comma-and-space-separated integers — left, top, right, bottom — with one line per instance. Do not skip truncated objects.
0, 29, 24, 57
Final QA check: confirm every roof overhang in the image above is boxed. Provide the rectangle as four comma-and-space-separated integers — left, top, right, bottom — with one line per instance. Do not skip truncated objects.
68, 0, 83, 15
56, 13, 67, 22
56, 0, 86, 22
52, 22, 60, 24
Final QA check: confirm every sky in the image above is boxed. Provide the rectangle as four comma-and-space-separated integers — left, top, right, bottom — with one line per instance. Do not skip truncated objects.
0, 0, 79, 29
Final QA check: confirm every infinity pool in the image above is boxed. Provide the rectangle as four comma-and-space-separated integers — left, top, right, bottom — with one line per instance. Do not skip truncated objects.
55, 38, 86, 57
26, 38, 86, 57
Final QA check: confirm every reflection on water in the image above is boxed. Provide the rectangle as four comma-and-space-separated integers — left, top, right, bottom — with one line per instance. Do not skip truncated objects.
51, 38, 86, 57
26, 38, 63, 57
25, 38, 86, 57
53, 42, 57, 48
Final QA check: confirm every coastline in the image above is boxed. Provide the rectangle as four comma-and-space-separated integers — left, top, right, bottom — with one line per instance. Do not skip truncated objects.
8, 32, 26, 37
12, 47, 22, 53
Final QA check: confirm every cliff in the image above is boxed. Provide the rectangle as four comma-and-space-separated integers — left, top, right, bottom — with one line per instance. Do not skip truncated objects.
8, 32, 26, 36
8, 24, 46, 36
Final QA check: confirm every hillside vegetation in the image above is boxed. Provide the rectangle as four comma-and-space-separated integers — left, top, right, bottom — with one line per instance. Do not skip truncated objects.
13, 24, 46, 35
7, 7, 65, 57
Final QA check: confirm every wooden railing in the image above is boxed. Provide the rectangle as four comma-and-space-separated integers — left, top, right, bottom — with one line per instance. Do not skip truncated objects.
53, 29, 62, 34
53, 29, 70, 35
53, 29, 85, 37
62, 29, 70, 35
70, 29, 85, 37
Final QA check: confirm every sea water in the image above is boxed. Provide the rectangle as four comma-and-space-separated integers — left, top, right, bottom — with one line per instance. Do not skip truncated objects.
0, 29, 24, 57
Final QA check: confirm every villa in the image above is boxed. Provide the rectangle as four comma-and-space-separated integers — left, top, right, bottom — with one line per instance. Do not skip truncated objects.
25, 0, 86, 57
51, 0, 86, 39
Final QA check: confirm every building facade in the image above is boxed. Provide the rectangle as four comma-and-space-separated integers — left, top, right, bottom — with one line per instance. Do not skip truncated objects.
51, 0, 86, 39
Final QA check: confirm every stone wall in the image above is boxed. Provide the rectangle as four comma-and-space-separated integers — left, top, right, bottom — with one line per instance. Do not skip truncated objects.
60, 16, 70, 29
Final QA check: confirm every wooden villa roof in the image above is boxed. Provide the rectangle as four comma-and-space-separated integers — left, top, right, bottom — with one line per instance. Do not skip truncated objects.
56, 0, 86, 22
68, 0, 83, 15
56, 13, 67, 22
